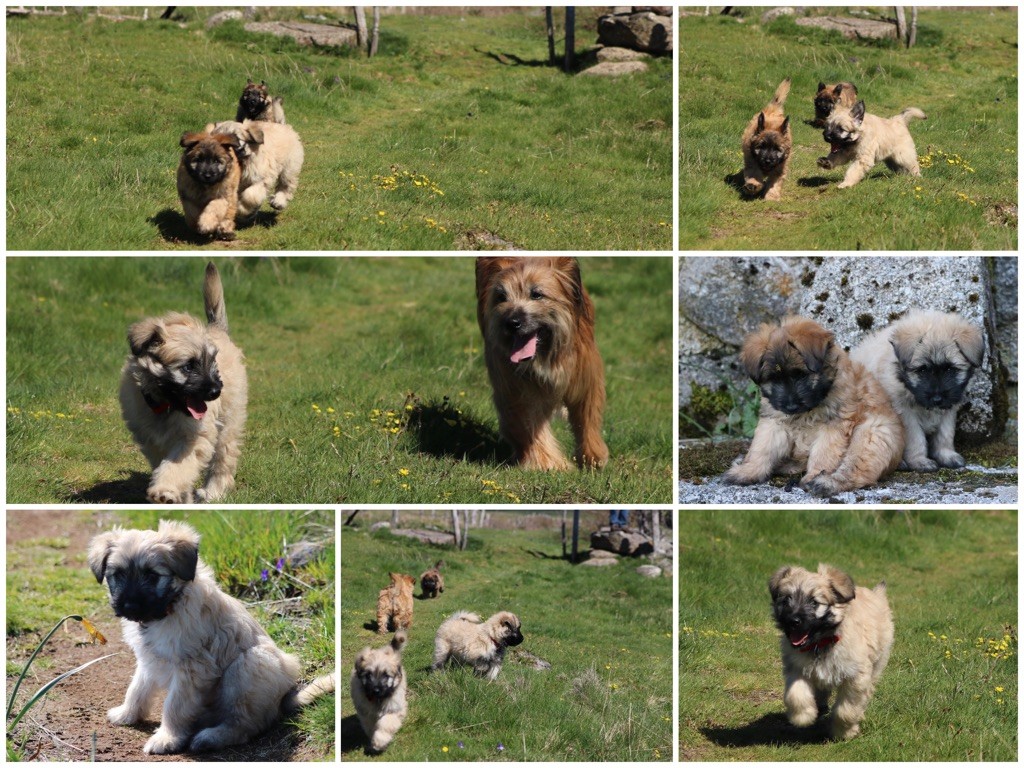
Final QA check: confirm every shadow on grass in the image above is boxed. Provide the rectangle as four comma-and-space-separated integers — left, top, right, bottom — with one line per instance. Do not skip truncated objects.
700, 712, 829, 747
64, 471, 150, 503
149, 208, 278, 245
406, 395, 510, 465
476, 46, 553, 68
340, 714, 372, 756
797, 176, 833, 188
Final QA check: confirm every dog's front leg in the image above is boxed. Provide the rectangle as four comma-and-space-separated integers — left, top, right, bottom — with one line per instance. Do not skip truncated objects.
108, 664, 157, 726
800, 425, 849, 495
148, 439, 214, 504
567, 377, 609, 469
143, 673, 202, 754
237, 183, 268, 218
783, 675, 820, 727
831, 676, 874, 739
721, 418, 791, 485
928, 410, 965, 468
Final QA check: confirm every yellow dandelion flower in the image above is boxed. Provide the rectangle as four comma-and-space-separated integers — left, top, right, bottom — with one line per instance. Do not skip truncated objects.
398, 468, 410, 476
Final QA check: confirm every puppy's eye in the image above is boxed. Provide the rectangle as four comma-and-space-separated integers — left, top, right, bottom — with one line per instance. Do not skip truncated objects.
494, 286, 507, 303
529, 287, 545, 300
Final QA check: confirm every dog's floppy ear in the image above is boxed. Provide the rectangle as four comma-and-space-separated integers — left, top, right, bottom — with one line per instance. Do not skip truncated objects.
768, 565, 792, 600
952, 321, 984, 369
738, 324, 775, 383
87, 532, 118, 583
756, 112, 766, 134
552, 257, 587, 313
156, 520, 200, 581
212, 132, 241, 151
819, 563, 855, 603
127, 318, 164, 356
786, 318, 834, 375
780, 116, 790, 136
180, 132, 204, 149
850, 100, 866, 124
475, 257, 515, 331
245, 124, 265, 145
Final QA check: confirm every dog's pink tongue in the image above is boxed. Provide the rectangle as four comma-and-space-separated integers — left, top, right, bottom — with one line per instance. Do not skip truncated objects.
789, 631, 809, 647
186, 398, 208, 420
510, 334, 538, 364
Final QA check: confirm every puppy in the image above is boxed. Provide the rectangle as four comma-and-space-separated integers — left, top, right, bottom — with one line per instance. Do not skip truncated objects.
818, 100, 926, 188
722, 316, 904, 496
475, 257, 609, 470
376, 572, 415, 634
432, 610, 524, 681
88, 521, 335, 755
119, 262, 247, 504
236, 79, 287, 124
812, 81, 858, 127
208, 119, 304, 219
419, 560, 446, 599
851, 310, 984, 471
741, 78, 792, 200
350, 631, 408, 753
176, 131, 241, 240
769, 563, 894, 739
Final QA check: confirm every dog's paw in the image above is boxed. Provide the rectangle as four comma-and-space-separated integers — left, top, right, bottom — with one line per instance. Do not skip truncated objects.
817, 156, 833, 169
932, 450, 966, 469
270, 192, 290, 210
147, 486, 193, 504
720, 466, 762, 486
143, 728, 188, 755
900, 456, 939, 472
802, 475, 843, 497
107, 704, 139, 726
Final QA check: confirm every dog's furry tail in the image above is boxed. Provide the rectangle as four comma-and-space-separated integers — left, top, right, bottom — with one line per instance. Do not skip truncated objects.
892, 107, 926, 124
770, 78, 791, 107
282, 672, 337, 714
203, 261, 229, 332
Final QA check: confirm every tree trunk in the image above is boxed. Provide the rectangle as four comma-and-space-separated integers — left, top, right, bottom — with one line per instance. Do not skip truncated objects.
545, 7, 557, 66
391, 510, 400, 527
571, 510, 580, 562
652, 512, 661, 552
370, 7, 380, 57
894, 6, 907, 44
354, 6, 368, 51
451, 510, 461, 549
564, 7, 575, 73
908, 6, 918, 48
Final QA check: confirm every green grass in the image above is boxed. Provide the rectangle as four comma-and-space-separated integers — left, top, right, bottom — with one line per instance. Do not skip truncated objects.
681, 510, 1017, 761
680, 8, 1017, 249
341, 518, 672, 761
6, 8, 672, 250
6, 256, 673, 503
5, 509, 335, 760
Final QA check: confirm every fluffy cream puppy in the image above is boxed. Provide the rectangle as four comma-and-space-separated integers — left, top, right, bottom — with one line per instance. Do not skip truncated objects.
431, 610, 524, 681
851, 310, 984, 471
350, 631, 408, 753
208, 119, 304, 219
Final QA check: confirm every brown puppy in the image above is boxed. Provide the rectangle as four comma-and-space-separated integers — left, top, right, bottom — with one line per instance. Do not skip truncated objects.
176, 131, 241, 240
119, 262, 247, 504
770, 563, 893, 739
722, 316, 904, 496
235, 79, 287, 124
741, 78, 792, 200
475, 257, 608, 470
431, 610, 524, 681
419, 560, 445, 599
350, 631, 408, 753
88, 521, 335, 755
812, 81, 858, 127
376, 572, 415, 634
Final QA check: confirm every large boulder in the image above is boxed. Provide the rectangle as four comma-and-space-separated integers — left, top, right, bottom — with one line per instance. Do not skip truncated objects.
597, 11, 672, 54
590, 529, 654, 557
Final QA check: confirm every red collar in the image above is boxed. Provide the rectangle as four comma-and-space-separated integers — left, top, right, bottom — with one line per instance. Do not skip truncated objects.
799, 634, 840, 653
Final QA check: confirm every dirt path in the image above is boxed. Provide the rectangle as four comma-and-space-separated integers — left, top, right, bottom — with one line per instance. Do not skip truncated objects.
6, 510, 325, 762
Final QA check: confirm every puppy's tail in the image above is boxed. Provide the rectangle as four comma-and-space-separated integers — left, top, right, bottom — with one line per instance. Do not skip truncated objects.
203, 261, 229, 332
892, 107, 926, 125
282, 671, 337, 714
770, 77, 791, 107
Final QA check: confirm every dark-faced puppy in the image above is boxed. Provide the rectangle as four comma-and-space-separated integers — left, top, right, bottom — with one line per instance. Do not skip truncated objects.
176, 132, 241, 240
350, 631, 408, 753
851, 310, 984, 471
419, 560, 445, 599
812, 81, 858, 127
431, 610, 524, 681
722, 316, 904, 496
236, 79, 287, 124
88, 521, 334, 755
475, 257, 608, 470
769, 563, 893, 739
119, 262, 248, 504
741, 78, 792, 200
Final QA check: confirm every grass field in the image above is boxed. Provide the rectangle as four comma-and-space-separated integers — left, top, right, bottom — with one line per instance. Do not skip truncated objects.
6, 8, 672, 251
340, 515, 673, 761
6, 256, 673, 504
680, 510, 1017, 761
5, 509, 335, 761
680, 8, 1017, 250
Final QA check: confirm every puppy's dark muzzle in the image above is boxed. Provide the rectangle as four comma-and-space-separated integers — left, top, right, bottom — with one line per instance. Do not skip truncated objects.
505, 630, 524, 647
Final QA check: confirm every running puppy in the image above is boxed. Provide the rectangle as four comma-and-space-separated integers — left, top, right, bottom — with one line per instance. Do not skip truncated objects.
431, 610, 524, 681
376, 572, 415, 634
350, 631, 408, 753
818, 100, 926, 188
419, 560, 445, 599
235, 79, 287, 124
176, 131, 242, 240
741, 78, 792, 200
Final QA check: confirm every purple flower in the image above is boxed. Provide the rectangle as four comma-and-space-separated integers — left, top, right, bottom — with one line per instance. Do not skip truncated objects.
260, 569, 269, 582
457, 741, 464, 749
276, 557, 285, 572
497, 743, 505, 752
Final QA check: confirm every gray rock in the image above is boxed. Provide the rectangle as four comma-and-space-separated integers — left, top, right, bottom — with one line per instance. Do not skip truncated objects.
581, 556, 618, 567
206, 10, 243, 29
597, 11, 672, 53
799, 257, 1000, 441
761, 7, 797, 23
636, 565, 662, 578
369, 521, 391, 533
588, 548, 619, 560
993, 257, 1018, 382
243, 21, 358, 48
590, 530, 654, 556
580, 61, 649, 77
794, 15, 896, 39
596, 46, 652, 63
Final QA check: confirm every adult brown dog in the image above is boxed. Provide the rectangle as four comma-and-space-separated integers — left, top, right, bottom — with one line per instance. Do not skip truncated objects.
770, 563, 893, 739
119, 262, 247, 503
376, 572, 415, 634
431, 610, 524, 681
176, 131, 241, 240
741, 78, 792, 200
722, 316, 904, 496
88, 520, 334, 754
475, 257, 608, 470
